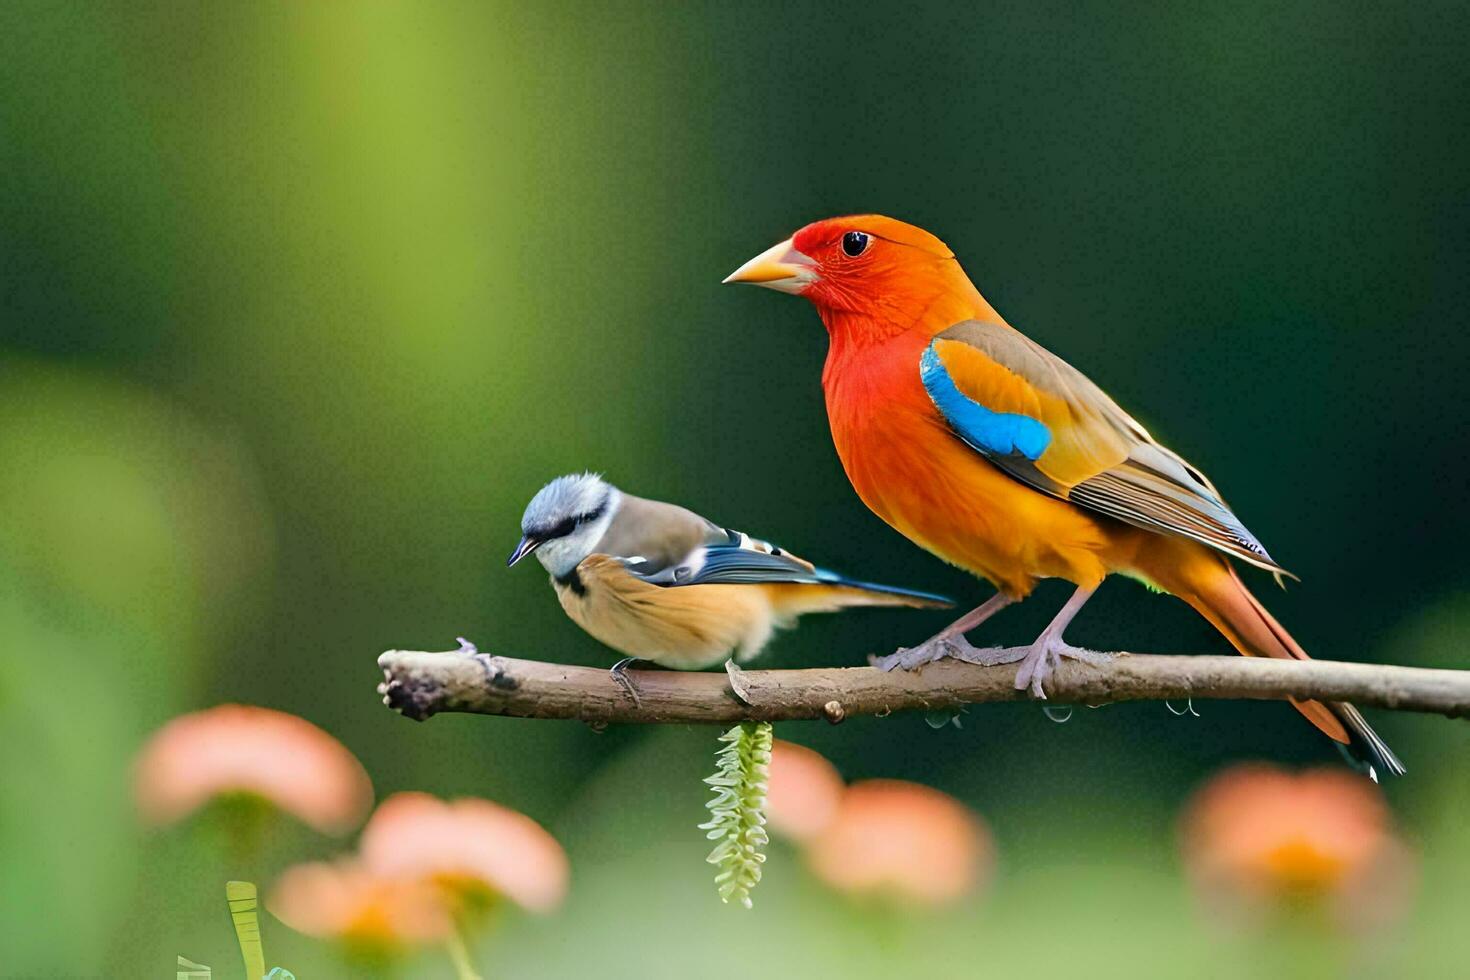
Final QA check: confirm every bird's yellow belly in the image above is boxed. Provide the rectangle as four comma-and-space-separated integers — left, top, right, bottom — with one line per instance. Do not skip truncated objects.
833, 408, 1113, 596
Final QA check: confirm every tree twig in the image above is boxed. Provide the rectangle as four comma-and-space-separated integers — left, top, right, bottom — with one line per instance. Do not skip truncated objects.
376, 645, 1469, 725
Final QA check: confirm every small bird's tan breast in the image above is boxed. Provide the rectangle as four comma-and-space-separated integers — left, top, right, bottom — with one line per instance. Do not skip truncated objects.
556, 555, 775, 670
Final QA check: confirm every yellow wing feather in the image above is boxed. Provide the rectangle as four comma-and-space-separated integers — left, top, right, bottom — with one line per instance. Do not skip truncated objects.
927, 322, 1285, 573
930, 334, 1131, 488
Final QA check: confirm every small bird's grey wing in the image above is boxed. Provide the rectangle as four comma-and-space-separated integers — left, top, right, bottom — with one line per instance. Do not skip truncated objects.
926, 320, 1285, 574
592, 493, 727, 576
627, 528, 824, 587
618, 523, 953, 606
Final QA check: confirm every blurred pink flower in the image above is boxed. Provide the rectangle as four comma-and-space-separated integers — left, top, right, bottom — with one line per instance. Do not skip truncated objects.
268, 858, 452, 951
765, 740, 845, 842
1179, 763, 1415, 927
134, 704, 373, 834
360, 792, 569, 914
804, 779, 990, 907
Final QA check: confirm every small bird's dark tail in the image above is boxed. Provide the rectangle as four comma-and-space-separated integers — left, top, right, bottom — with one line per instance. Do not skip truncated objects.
813, 569, 954, 609
760, 571, 953, 620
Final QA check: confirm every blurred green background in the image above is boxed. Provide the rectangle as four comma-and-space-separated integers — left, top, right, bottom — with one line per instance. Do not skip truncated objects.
2, 1, 1467, 976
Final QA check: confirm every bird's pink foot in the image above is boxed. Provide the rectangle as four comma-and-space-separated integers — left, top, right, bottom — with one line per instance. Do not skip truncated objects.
874, 634, 1020, 672
948, 642, 1030, 668
873, 633, 959, 671
874, 592, 1018, 672
1013, 635, 1113, 699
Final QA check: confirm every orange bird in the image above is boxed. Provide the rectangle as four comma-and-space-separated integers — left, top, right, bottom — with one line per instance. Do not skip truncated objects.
726, 215, 1402, 778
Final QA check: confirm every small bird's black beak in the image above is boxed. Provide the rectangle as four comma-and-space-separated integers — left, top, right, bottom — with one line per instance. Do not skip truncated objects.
506, 535, 541, 567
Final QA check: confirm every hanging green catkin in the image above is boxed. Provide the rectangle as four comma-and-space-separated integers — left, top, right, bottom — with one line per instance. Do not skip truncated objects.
697, 721, 773, 909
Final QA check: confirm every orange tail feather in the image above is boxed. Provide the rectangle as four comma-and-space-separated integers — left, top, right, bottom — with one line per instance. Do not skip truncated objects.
1179, 562, 1348, 743
1137, 541, 1403, 776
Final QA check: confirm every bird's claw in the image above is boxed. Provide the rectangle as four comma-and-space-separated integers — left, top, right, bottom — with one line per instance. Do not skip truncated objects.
1013, 637, 1113, 699
873, 638, 952, 672
609, 657, 643, 707
455, 637, 479, 657
875, 634, 1020, 672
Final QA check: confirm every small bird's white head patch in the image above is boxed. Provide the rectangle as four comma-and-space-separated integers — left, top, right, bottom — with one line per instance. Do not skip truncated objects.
516, 472, 621, 578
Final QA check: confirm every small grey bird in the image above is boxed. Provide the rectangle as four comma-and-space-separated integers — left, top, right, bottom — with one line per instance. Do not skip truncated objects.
507, 474, 951, 679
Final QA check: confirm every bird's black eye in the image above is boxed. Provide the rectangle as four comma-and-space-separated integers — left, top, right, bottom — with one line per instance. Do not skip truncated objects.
842, 231, 870, 257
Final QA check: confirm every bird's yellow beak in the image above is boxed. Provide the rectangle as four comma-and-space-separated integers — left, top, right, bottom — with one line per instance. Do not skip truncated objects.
722, 237, 817, 294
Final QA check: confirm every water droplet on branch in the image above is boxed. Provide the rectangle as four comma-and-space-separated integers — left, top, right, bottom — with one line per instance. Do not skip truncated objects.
1165, 698, 1201, 718
924, 709, 964, 730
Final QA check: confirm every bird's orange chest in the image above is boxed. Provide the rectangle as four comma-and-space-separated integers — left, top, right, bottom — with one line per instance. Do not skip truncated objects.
822, 330, 937, 497
823, 331, 986, 554
821, 329, 1109, 594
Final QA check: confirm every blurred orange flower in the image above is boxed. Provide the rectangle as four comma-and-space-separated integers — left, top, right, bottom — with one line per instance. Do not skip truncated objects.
360, 792, 569, 915
1179, 763, 1415, 927
268, 858, 452, 953
765, 740, 845, 843
134, 704, 373, 834
804, 779, 990, 907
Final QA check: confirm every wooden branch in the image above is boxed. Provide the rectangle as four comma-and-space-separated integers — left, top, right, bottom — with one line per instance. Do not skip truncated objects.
376, 645, 1470, 725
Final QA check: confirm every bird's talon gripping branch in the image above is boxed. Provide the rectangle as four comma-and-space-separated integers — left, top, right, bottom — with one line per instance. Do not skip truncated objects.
608, 657, 644, 707
875, 592, 1016, 673
1013, 638, 1108, 699
873, 640, 949, 672
875, 634, 1022, 672
946, 642, 1029, 668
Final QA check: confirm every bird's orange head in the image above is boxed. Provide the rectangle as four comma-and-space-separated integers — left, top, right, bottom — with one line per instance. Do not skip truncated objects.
725, 215, 993, 342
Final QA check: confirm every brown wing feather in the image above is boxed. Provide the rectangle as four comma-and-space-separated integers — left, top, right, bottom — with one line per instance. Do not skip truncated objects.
931, 321, 1286, 573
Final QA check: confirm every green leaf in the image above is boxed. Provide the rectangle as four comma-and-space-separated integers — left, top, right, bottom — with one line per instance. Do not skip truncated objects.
697, 721, 772, 909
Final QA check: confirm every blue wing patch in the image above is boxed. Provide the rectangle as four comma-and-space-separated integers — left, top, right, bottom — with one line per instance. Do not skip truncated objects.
920, 342, 1051, 461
